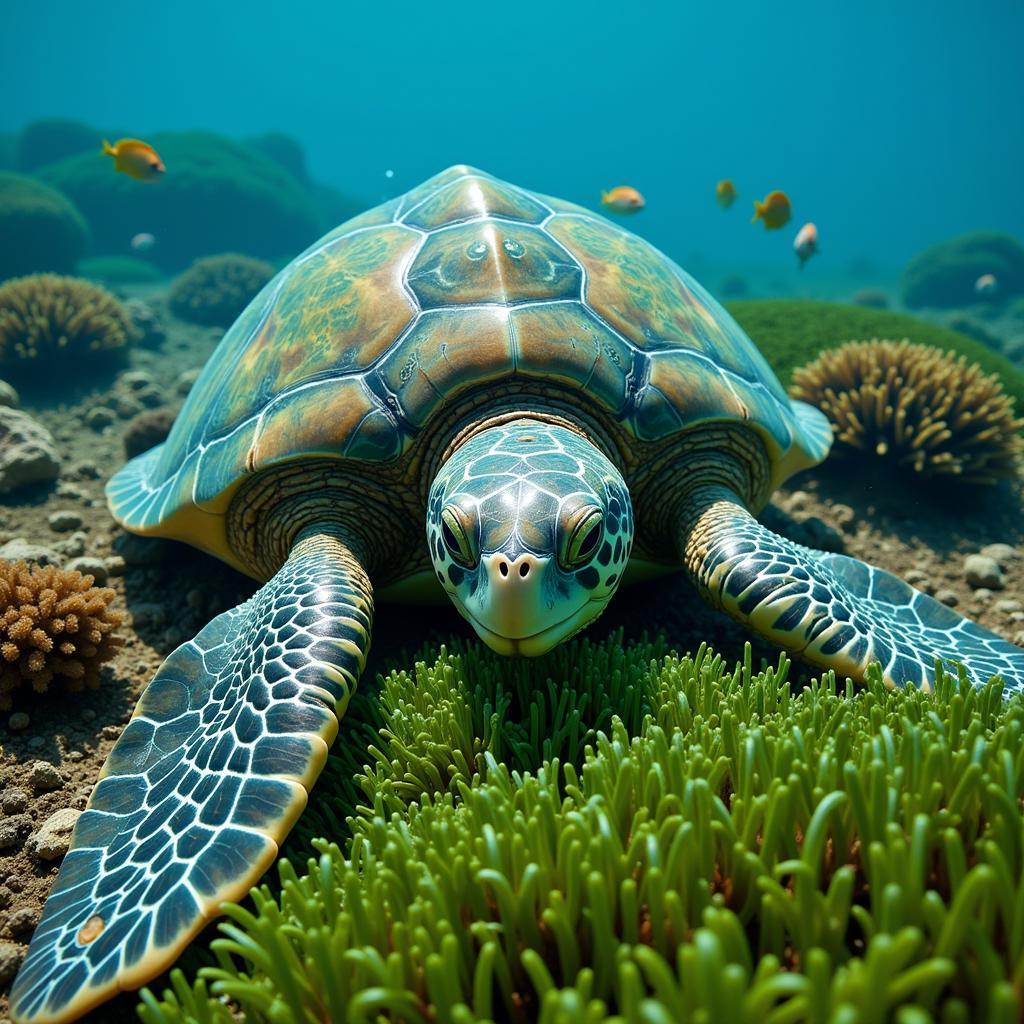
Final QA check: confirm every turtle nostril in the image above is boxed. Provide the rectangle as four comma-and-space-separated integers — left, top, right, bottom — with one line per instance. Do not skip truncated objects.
499, 561, 509, 577
519, 562, 530, 578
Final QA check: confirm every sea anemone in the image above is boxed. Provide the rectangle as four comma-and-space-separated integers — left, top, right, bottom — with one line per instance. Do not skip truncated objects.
791, 338, 1024, 483
124, 406, 177, 458
0, 273, 132, 374
0, 560, 124, 710
168, 253, 275, 327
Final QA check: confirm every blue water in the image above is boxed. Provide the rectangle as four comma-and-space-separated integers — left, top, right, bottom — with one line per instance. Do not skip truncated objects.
4, 0, 1023, 274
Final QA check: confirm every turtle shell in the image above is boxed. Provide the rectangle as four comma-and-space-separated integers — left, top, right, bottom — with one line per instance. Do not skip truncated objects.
108, 165, 831, 572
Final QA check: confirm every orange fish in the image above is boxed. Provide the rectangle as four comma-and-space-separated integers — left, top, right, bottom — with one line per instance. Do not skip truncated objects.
752, 190, 791, 230
102, 138, 165, 182
794, 222, 818, 268
716, 180, 737, 209
601, 185, 645, 214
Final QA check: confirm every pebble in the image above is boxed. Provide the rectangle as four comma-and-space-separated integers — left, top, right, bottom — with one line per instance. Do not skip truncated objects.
104, 554, 127, 577
980, 543, 1018, 566
964, 554, 1004, 590
48, 509, 84, 532
72, 460, 102, 480
4, 907, 38, 937
66, 750, 83, 762
829, 503, 856, 531
934, 588, 959, 607
176, 368, 202, 395
65, 557, 109, 586
85, 406, 116, 430
54, 531, 87, 558
0, 407, 61, 494
0, 538, 61, 567
0, 940, 24, 986
137, 387, 165, 409
0, 815, 32, 851
973, 588, 993, 603
27, 760, 63, 793
0, 789, 28, 815
0, 380, 19, 409
120, 371, 153, 391
28, 808, 82, 861
100, 725, 122, 741
904, 569, 928, 586
7, 712, 29, 731
110, 394, 142, 419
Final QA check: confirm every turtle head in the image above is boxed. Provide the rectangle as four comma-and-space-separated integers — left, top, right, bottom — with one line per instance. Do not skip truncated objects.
427, 419, 633, 656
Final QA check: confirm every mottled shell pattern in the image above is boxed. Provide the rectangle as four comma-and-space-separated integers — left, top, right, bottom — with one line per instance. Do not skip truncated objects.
108, 165, 831, 572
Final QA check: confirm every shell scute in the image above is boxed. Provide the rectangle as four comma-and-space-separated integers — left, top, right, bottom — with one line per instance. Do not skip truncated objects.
402, 173, 550, 230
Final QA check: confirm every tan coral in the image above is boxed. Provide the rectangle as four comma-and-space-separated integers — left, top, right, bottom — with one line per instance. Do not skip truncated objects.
0, 273, 132, 371
0, 560, 124, 709
791, 338, 1024, 484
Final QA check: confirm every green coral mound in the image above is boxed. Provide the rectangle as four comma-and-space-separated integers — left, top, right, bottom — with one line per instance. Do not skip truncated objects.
138, 637, 1024, 1024
77, 255, 163, 285
37, 131, 321, 271
902, 232, 1024, 309
727, 298, 1024, 417
0, 171, 88, 280
169, 253, 276, 327
15, 118, 102, 172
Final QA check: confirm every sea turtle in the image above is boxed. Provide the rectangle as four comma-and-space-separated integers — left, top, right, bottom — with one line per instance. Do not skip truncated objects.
11, 166, 1024, 1023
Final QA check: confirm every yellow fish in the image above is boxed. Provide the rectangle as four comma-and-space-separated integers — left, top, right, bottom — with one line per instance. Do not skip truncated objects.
102, 138, 165, 182
601, 185, 645, 214
716, 180, 737, 208
752, 190, 791, 230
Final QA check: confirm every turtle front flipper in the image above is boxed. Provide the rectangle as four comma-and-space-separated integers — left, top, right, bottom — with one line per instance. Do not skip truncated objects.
680, 487, 1024, 693
10, 529, 373, 1024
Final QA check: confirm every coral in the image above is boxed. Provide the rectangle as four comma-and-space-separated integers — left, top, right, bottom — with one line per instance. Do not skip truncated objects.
902, 231, 1024, 309
77, 255, 163, 285
124, 407, 177, 458
243, 132, 310, 185
0, 172, 88, 280
0, 133, 15, 171
168, 253, 275, 327
138, 638, 1024, 1024
718, 272, 749, 298
849, 287, 888, 308
15, 119, 102, 173
0, 274, 132, 375
0, 560, 123, 710
726, 298, 1024, 415
38, 131, 321, 271
791, 339, 1024, 482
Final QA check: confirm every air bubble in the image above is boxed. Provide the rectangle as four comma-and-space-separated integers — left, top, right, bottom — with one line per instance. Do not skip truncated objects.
384, 169, 394, 179
503, 238, 525, 259
466, 240, 488, 261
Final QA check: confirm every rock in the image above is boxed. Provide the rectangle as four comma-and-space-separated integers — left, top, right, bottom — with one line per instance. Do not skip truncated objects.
995, 598, 1024, 614
72, 460, 101, 480
85, 405, 116, 430
81, 708, 96, 722
829, 503, 856, 531
0, 940, 24, 986
0, 538, 61, 566
54, 530, 87, 558
27, 760, 63, 792
980, 543, 1018, 566
136, 387, 165, 409
0, 789, 29, 814
103, 554, 126, 577
113, 532, 168, 566
109, 393, 142, 419
26, 736, 44, 751
935, 588, 960, 607
785, 490, 810, 512
973, 588, 993, 603
28, 808, 81, 861
904, 569, 928, 586
65, 556, 108, 585
964, 554, 1004, 590
123, 298, 167, 349
0, 407, 60, 493
3, 906, 38, 937
119, 370, 153, 391
0, 380, 19, 408
48, 509, 83, 532
176, 368, 201, 395
100, 725, 121, 741
0, 815, 32, 850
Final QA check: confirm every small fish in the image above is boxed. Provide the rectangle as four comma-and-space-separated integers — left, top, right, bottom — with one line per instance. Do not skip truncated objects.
601, 186, 645, 214
716, 180, 737, 209
130, 232, 156, 252
975, 273, 998, 296
752, 190, 791, 230
794, 222, 818, 269
102, 138, 165, 182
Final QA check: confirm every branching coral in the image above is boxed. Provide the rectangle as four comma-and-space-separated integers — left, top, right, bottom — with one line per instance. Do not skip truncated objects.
0, 273, 133, 373
168, 254, 275, 327
0, 560, 124, 709
138, 637, 1024, 1024
791, 338, 1024, 483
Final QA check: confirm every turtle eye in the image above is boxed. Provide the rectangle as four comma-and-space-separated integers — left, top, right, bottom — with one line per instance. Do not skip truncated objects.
560, 505, 603, 571
441, 505, 477, 568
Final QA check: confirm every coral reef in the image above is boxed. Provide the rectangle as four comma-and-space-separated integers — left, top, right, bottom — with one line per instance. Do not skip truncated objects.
726, 298, 1024, 414
0, 133, 15, 171
791, 339, 1024, 483
168, 253, 275, 327
0, 274, 132, 375
849, 287, 888, 308
15, 119, 102, 173
124, 406, 177, 458
242, 132, 310, 185
718, 273, 749, 298
0, 172, 88, 280
37, 131, 321, 271
138, 638, 1024, 1024
77, 256, 163, 286
902, 231, 1024, 309
0, 560, 123, 710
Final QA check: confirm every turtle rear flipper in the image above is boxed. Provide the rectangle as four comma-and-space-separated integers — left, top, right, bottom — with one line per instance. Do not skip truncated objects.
10, 530, 373, 1024
682, 488, 1024, 692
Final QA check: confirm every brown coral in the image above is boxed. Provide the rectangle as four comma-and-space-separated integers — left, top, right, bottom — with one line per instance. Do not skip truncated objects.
0, 560, 124, 709
124, 406, 177, 458
0, 273, 132, 374
168, 253, 275, 327
791, 338, 1024, 483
